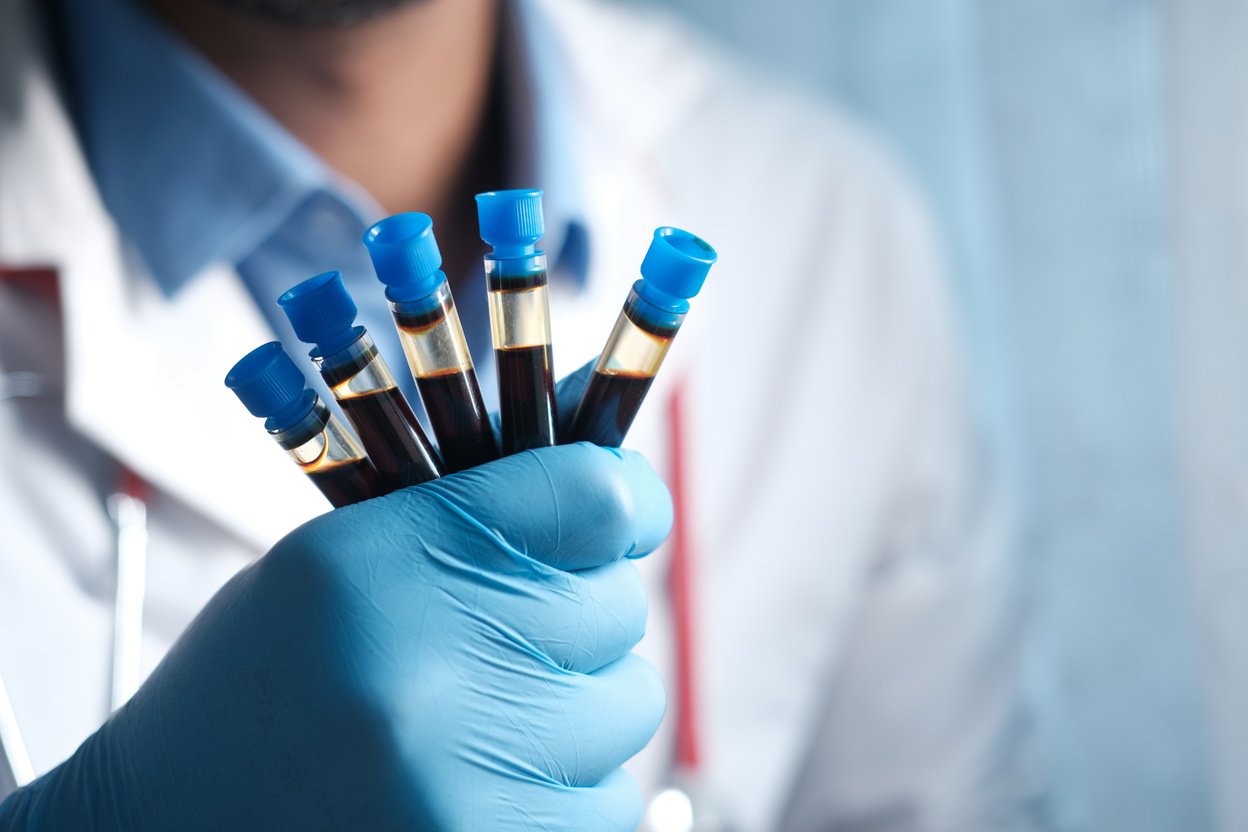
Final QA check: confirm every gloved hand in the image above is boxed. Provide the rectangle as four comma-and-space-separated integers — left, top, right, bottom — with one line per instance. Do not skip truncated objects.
0, 440, 671, 831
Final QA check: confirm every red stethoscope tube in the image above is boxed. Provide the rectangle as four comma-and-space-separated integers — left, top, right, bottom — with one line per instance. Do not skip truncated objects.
643, 381, 730, 831
667, 381, 701, 775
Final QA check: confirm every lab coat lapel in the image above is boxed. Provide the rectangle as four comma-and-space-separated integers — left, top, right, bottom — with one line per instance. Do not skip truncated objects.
0, 1, 323, 551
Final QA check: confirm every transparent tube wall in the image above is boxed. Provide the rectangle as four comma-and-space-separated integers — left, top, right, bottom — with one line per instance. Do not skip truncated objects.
316, 332, 441, 489
391, 283, 475, 378
486, 254, 557, 453
569, 288, 685, 447
390, 282, 498, 472
594, 299, 681, 377
487, 281, 553, 350
273, 399, 381, 507
321, 334, 401, 397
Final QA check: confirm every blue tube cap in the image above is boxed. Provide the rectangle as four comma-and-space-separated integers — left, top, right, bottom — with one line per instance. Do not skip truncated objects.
363, 213, 445, 300
637, 227, 718, 309
277, 271, 361, 357
475, 188, 544, 257
224, 342, 314, 430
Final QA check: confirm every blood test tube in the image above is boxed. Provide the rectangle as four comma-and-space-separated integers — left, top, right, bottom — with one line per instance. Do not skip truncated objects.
475, 189, 558, 455
363, 213, 499, 473
568, 227, 717, 447
226, 342, 384, 507
278, 271, 442, 492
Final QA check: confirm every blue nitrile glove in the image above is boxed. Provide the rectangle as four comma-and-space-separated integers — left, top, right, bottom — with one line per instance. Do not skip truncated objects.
0, 440, 671, 831
556, 360, 598, 439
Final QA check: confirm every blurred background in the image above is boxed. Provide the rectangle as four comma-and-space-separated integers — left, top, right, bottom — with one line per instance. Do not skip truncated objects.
617, 1, 1248, 831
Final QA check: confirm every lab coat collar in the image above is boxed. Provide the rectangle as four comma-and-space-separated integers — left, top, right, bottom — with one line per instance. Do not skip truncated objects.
0, 0, 325, 550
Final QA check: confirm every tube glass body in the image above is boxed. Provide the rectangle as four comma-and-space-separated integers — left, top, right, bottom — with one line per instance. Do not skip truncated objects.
486, 253, 557, 454
569, 285, 684, 447
315, 331, 442, 490
390, 281, 498, 472
273, 397, 383, 507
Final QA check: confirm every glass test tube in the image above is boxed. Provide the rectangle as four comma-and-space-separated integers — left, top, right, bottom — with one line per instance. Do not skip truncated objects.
568, 227, 717, 447
476, 189, 558, 454
364, 213, 499, 473
278, 271, 442, 492
226, 342, 384, 508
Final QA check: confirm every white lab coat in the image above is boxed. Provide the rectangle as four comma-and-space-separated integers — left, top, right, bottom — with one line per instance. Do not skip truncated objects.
0, 0, 1033, 828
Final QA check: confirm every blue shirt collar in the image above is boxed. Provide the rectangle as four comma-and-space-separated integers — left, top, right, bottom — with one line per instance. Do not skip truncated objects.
59, 0, 589, 296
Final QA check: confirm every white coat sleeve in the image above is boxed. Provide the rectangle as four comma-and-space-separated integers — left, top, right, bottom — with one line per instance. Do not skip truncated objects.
778, 177, 1041, 832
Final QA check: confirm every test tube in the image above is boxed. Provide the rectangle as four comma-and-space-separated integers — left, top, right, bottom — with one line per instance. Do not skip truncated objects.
226, 342, 384, 507
475, 189, 558, 454
363, 213, 499, 473
568, 227, 717, 447
278, 271, 442, 491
